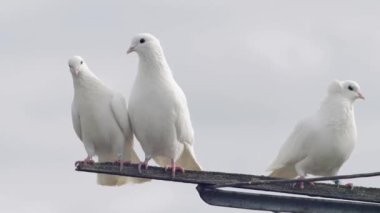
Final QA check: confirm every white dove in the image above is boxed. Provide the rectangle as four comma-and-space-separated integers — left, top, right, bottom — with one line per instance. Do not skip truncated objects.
267, 80, 364, 189
69, 56, 148, 186
126, 33, 202, 177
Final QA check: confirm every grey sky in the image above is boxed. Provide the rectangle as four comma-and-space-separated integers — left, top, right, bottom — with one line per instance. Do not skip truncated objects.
1, 0, 380, 212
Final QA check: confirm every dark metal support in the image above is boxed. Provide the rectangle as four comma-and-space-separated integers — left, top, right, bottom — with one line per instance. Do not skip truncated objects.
196, 185, 380, 213
76, 163, 380, 212
213, 171, 380, 188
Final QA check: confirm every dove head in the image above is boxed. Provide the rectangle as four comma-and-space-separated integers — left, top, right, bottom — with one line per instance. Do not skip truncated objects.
328, 80, 365, 102
68, 56, 87, 76
127, 33, 163, 57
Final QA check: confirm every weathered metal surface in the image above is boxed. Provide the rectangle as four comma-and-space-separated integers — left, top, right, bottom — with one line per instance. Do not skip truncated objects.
76, 163, 380, 204
213, 171, 380, 188
196, 185, 380, 213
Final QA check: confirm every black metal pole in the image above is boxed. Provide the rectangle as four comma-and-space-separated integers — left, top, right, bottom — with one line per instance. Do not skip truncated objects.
197, 185, 380, 213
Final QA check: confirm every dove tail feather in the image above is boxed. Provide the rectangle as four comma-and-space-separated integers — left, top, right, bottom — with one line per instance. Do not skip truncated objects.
175, 144, 202, 171
269, 166, 298, 179
96, 149, 150, 186
96, 153, 127, 186
124, 141, 151, 184
97, 174, 125, 186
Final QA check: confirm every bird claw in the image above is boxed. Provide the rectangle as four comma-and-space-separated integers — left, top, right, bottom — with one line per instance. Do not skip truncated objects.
292, 176, 314, 189
292, 181, 305, 189
345, 183, 354, 190
334, 180, 354, 190
75, 159, 95, 167
138, 162, 149, 173
75, 161, 81, 167
114, 160, 130, 171
165, 165, 185, 178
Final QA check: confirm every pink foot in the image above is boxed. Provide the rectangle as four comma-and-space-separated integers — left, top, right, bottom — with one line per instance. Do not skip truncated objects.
345, 183, 354, 190
335, 180, 354, 190
114, 160, 130, 171
165, 164, 185, 178
75, 158, 95, 167
293, 181, 305, 189
138, 162, 149, 173
292, 176, 314, 189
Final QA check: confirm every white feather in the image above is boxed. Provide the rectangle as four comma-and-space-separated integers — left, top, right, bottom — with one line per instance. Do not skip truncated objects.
128, 34, 201, 170
69, 56, 149, 185
267, 80, 363, 178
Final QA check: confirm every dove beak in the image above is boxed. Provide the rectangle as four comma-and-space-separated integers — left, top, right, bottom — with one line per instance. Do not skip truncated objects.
357, 92, 365, 100
69, 66, 80, 76
127, 46, 135, 54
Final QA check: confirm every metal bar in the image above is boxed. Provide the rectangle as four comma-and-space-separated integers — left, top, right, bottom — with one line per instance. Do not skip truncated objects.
212, 171, 380, 188
196, 185, 380, 213
76, 163, 380, 203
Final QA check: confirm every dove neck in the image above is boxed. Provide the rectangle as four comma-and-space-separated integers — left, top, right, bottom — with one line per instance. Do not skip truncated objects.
72, 68, 103, 90
318, 95, 354, 123
138, 48, 173, 78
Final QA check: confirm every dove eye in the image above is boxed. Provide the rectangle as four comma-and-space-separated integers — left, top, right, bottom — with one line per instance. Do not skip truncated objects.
348, 85, 354, 91
80, 61, 83, 65
140, 38, 145, 44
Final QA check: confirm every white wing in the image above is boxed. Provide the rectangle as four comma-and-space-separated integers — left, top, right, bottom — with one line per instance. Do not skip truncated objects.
71, 102, 82, 140
174, 88, 194, 145
267, 116, 317, 172
110, 93, 132, 138
110, 92, 144, 166
173, 86, 202, 170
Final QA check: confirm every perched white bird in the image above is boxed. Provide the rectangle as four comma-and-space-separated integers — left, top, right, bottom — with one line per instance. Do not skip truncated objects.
127, 33, 202, 177
69, 56, 148, 186
267, 80, 364, 188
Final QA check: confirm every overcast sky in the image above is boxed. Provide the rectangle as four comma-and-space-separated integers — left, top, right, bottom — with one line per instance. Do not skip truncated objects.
1, 0, 380, 212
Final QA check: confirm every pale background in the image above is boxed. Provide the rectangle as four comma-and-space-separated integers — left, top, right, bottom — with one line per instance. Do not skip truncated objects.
1, 0, 379, 212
